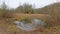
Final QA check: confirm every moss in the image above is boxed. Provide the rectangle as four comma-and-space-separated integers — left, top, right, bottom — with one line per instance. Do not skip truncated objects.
7, 25, 16, 32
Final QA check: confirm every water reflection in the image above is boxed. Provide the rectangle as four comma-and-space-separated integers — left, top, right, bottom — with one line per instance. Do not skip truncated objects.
13, 18, 46, 31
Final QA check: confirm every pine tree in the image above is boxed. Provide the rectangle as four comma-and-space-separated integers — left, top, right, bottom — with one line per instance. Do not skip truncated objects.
0, 1, 8, 17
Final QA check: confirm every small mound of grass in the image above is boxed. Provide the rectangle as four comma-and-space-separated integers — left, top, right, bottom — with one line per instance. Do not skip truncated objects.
23, 18, 32, 24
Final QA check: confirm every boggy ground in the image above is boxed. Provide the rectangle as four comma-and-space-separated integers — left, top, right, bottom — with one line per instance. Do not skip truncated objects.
0, 14, 60, 34
0, 19, 60, 34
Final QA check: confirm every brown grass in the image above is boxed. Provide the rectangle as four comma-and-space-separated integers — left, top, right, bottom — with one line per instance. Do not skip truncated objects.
0, 14, 60, 34
13, 14, 49, 18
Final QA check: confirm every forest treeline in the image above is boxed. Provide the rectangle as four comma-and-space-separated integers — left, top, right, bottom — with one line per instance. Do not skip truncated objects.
0, 2, 60, 21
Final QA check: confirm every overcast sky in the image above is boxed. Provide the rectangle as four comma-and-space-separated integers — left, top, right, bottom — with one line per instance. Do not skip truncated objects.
0, 0, 60, 8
